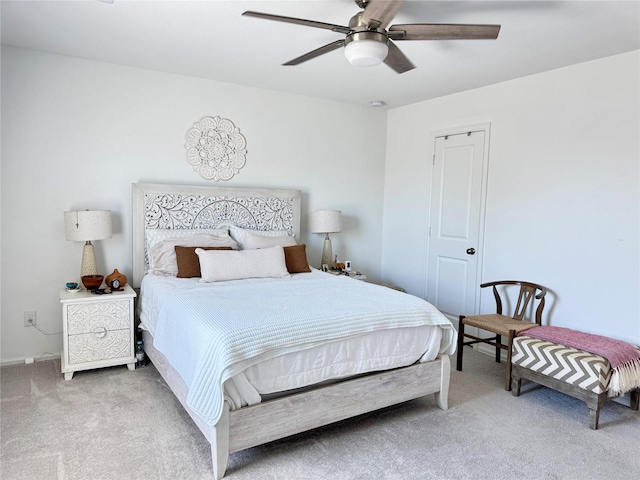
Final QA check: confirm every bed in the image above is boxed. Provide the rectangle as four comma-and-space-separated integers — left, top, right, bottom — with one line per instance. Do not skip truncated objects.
132, 182, 456, 479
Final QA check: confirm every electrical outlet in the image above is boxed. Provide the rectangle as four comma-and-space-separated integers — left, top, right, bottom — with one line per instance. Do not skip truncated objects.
24, 310, 37, 327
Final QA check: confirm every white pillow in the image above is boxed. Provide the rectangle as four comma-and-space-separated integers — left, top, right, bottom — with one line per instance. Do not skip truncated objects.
145, 228, 229, 252
229, 226, 293, 249
196, 246, 290, 282
148, 233, 238, 276
243, 231, 297, 250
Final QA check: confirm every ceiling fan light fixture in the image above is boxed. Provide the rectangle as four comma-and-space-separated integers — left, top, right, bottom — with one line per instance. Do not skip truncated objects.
244, 5, 500, 74
344, 39, 389, 67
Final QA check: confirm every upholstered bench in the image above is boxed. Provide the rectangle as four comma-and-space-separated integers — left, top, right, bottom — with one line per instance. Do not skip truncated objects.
511, 330, 640, 429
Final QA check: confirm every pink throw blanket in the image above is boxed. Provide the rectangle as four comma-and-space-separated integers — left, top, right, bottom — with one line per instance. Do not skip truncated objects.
523, 326, 640, 396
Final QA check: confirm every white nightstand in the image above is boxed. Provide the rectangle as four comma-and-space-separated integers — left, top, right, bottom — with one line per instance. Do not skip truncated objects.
60, 284, 137, 380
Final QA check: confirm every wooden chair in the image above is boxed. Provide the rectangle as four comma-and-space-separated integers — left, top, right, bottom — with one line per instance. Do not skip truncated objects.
456, 281, 548, 391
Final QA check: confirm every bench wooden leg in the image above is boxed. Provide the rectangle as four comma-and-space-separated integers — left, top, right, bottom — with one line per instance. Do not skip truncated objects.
589, 408, 600, 430
511, 374, 522, 397
631, 389, 640, 411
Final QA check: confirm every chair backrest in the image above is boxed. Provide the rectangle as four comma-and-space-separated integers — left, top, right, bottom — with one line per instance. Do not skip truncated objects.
480, 281, 548, 325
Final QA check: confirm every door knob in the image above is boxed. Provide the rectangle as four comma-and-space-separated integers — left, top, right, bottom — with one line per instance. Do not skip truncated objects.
466, 248, 476, 255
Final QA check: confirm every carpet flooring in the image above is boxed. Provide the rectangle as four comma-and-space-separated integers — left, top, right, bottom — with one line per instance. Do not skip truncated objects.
2, 348, 639, 479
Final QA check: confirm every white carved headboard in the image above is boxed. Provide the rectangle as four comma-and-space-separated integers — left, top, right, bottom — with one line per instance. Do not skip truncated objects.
132, 183, 301, 287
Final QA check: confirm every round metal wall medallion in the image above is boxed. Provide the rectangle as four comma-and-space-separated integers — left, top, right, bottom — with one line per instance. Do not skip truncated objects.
184, 116, 247, 181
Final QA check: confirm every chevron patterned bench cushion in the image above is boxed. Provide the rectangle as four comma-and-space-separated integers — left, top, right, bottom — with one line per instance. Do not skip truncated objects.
512, 336, 611, 394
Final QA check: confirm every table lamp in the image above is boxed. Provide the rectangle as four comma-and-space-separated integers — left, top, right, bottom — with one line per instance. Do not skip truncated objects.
64, 210, 112, 285
309, 210, 342, 268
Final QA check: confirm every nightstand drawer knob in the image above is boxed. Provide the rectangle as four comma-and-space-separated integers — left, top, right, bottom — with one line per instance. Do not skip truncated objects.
93, 327, 107, 339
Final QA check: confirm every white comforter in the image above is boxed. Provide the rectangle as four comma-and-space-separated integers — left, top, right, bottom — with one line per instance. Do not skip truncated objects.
146, 272, 456, 427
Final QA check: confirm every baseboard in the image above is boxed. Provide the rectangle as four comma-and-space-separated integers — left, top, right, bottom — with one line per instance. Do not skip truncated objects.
476, 342, 508, 361
1, 353, 61, 367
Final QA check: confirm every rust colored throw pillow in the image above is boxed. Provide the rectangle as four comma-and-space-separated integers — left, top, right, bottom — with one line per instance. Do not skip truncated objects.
283, 244, 311, 273
175, 246, 233, 278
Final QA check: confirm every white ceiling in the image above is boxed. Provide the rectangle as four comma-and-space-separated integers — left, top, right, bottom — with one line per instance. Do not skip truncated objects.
2, 1, 639, 108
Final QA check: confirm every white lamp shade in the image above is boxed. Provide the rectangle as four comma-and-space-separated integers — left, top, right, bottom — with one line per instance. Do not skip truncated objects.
344, 39, 389, 67
309, 210, 342, 234
64, 210, 112, 242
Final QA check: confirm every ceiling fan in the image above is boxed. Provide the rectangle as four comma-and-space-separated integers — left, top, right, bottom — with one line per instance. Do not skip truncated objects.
243, 0, 500, 74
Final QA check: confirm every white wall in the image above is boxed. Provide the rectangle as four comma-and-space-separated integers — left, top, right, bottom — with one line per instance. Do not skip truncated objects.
0, 46, 388, 364
382, 51, 640, 344
4, 46, 638, 364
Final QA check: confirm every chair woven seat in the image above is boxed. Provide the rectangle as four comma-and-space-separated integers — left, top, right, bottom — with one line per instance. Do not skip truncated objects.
456, 281, 548, 391
462, 314, 538, 336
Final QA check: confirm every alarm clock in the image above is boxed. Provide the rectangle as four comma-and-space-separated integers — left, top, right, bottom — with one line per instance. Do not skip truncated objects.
106, 269, 126, 291
109, 278, 122, 290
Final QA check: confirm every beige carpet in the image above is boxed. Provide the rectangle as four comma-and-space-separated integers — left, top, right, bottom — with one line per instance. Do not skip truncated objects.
2, 348, 639, 480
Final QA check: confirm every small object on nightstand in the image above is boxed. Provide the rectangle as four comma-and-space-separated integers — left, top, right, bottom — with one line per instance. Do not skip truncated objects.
106, 269, 127, 290
92, 288, 113, 294
81, 274, 104, 291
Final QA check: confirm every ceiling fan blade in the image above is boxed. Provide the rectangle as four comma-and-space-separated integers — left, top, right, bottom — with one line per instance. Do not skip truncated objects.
243, 11, 351, 34
384, 41, 415, 74
361, 0, 404, 30
283, 40, 346, 66
389, 23, 501, 40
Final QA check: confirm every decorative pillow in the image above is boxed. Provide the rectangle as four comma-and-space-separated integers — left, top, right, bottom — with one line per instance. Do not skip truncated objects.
145, 228, 229, 252
175, 246, 233, 278
229, 226, 293, 249
243, 231, 297, 250
283, 244, 311, 273
148, 233, 238, 276
196, 246, 290, 282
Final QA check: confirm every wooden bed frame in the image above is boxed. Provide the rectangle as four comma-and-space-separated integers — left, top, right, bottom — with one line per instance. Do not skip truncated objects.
132, 182, 451, 479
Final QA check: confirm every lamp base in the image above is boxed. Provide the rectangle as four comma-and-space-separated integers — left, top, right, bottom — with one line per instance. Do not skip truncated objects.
80, 241, 98, 277
321, 235, 333, 268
